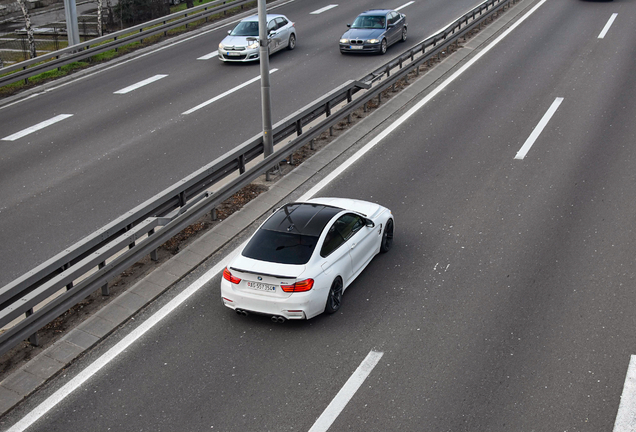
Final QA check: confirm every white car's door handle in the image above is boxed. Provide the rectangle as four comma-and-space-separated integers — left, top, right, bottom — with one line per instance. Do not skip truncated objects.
350, 243, 357, 249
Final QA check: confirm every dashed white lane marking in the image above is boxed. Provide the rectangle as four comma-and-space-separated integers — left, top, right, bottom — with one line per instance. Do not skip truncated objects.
395, 1, 415, 11
182, 68, 278, 115
598, 13, 618, 39
308, 351, 384, 432
514, 97, 563, 160
1, 114, 73, 141
113, 74, 168, 94
310, 4, 338, 15
614, 355, 636, 432
197, 50, 218, 60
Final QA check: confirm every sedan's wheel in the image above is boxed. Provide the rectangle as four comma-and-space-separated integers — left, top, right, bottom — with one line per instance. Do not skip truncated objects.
287, 33, 296, 50
401, 26, 407, 42
325, 277, 343, 314
380, 218, 394, 253
379, 38, 388, 55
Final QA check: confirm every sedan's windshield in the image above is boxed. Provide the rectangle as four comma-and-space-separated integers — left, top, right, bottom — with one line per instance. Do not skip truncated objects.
231, 21, 259, 36
351, 15, 386, 29
242, 229, 318, 265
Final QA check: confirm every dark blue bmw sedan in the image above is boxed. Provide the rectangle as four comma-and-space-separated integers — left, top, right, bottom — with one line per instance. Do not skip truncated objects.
339, 9, 407, 55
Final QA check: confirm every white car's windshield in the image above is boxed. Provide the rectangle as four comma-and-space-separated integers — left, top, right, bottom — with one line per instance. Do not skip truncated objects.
231, 21, 259, 36
351, 16, 385, 29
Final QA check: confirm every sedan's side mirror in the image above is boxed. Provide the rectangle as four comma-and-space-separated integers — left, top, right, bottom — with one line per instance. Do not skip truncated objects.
365, 218, 375, 228
227, 30, 231, 34
346, 23, 351, 28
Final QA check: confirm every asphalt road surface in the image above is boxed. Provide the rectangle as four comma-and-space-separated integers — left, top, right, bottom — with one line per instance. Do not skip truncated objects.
0, 0, 483, 287
2, 0, 636, 431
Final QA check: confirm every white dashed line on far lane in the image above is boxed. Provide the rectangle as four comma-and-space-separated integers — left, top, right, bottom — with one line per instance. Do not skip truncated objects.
310, 4, 338, 15
113, 74, 168, 94
2, 114, 73, 141
197, 50, 218, 60
395, 1, 415, 11
182, 69, 278, 115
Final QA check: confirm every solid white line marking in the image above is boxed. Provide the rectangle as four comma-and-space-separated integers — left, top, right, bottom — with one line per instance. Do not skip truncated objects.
197, 50, 218, 60
614, 355, 636, 432
308, 351, 383, 432
7, 1, 550, 430
1, 114, 73, 141
310, 4, 338, 15
598, 13, 618, 39
113, 74, 168, 94
182, 69, 278, 115
514, 97, 563, 160
395, 1, 415, 11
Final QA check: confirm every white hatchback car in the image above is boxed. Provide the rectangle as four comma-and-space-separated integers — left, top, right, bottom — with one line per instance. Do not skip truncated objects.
218, 14, 296, 62
221, 198, 394, 321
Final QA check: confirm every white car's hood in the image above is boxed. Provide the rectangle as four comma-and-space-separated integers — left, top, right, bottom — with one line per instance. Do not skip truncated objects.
221, 35, 257, 48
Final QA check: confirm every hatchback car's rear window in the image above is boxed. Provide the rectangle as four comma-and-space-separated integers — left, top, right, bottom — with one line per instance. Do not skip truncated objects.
242, 229, 319, 265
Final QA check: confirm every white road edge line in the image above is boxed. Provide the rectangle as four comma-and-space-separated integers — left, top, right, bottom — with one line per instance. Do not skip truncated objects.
308, 351, 384, 432
514, 97, 563, 160
197, 50, 218, 60
7, 1, 549, 430
614, 355, 636, 432
310, 4, 338, 15
1, 114, 73, 141
598, 13, 618, 39
113, 74, 168, 94
395, 1, 415, 11
182, 69, 278, 115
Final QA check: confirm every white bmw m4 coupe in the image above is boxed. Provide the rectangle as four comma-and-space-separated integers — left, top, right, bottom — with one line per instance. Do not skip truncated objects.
221, 197, 394, 322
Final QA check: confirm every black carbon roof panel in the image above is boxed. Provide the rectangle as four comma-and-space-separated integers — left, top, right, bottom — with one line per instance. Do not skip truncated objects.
262, 203, 342, 236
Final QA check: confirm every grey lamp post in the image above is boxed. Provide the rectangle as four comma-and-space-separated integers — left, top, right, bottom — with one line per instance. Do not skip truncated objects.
257, 0, 274, 159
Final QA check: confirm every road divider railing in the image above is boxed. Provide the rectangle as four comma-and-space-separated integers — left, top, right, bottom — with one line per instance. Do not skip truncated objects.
0, 0, 253, 88
0, 0, 516, 357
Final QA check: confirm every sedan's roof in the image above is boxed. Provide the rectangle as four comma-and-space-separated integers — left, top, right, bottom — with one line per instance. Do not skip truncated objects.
263, 203, 342, 237
242, 14, 286, 22
358, 9, 392, 16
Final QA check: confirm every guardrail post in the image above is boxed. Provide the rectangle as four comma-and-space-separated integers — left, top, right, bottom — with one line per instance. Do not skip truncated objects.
26, 309, 39, 346
239, 154, 246, 174
211, 208, 217, 221
99, 262, 109, 296
310, 139, 315, 151
63, 263, 74, 291
148, 229, 159, 261
296, 119, 302, 136
178, 191, 186, 207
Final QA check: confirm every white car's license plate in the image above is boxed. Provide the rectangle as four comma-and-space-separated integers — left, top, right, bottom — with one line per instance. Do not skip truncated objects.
350, 45, 363, 50
246, 281, 276, 292
227, 52, 241, 56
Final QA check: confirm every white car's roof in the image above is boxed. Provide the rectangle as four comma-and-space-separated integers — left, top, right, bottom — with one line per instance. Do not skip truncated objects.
242, 14, 286, 22
305, 197, 384, 218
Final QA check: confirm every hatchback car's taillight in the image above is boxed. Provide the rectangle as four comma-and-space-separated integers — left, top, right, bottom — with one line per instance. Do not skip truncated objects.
281, 279, 314, 293
223, 267, 241, 284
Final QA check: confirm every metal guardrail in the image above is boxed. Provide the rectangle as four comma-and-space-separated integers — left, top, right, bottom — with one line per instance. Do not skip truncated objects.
0, 0, 516, 357
0, 0, 253, 87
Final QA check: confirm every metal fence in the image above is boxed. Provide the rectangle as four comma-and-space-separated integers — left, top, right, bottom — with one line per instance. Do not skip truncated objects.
0, 0, 517, 357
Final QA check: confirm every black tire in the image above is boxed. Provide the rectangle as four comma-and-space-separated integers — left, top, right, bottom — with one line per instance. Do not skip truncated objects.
287, 33, 296, 50
380, 218, 394, 253
379, 38, 388, 55
325, 277, 343, 314
401, 26, 407, 42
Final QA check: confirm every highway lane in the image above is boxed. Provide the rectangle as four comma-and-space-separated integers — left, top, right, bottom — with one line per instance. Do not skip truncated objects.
3, 0, 636, 431
0, 0, 486, 287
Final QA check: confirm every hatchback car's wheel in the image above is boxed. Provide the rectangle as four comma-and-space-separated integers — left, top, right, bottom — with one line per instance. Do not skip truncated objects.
401, 27, 407, 42
288, 33, 296, 50
325, 277, 343, 314
379, 38, 388, 55
380, 218, 394, 253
